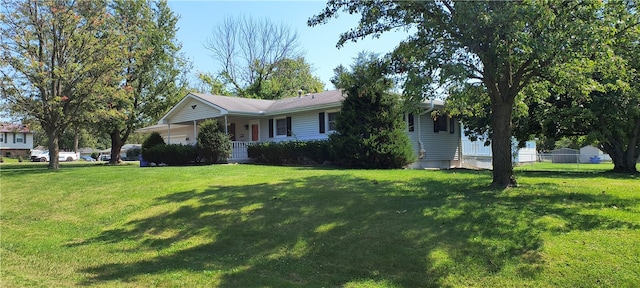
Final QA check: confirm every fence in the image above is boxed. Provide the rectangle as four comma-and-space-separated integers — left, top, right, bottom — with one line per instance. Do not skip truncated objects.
462, 151, 622, 172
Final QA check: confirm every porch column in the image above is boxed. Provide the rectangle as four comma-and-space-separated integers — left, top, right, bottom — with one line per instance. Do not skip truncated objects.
193, 120, 197, 143
224, 115, 228, 134
167, 123, 171, 144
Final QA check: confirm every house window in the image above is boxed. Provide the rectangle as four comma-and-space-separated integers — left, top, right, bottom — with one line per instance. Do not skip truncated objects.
327, 112, 338, 132
270, 117, 292, 137
434, 115, 448, 133
319, 111, 338, 133
406, 113, 415, 132
276, 118, 287, 136
16, 134, 24, 143
0, 134, 3, 142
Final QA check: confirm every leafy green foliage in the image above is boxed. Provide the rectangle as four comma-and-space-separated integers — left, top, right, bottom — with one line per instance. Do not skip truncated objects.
142, 132, 166, 150
257, 57, 325, 99
196, 119, 231, 164
310, 1, 604, 185
1, 0, 125, 169
141, 144, 197, 166
329, 52, 415, 169
96, 0, 189, 164
247, 140, 332, 165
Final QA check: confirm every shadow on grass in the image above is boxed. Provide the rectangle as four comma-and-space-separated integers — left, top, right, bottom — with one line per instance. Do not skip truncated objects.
71, 172, 638, 287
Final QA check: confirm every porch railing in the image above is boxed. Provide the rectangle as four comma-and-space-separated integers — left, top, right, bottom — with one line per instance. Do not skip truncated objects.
229, 141, 257, 162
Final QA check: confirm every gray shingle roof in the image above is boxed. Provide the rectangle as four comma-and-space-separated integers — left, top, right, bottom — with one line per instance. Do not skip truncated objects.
190, 90, 345, 115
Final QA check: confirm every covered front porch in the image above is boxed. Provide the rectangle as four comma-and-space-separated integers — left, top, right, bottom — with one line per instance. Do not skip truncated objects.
136, 115, 263, 163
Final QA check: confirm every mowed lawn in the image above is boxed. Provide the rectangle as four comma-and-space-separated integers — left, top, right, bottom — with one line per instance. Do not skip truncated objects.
1, 162, 638, 287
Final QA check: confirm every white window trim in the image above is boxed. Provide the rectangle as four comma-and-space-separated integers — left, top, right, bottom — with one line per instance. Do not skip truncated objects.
274, 117, 288, 137
325, 110, 339, 133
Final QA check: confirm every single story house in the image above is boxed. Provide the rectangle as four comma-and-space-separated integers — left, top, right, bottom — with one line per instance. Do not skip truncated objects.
136, 90, 462, 169
0, 123, 34, 158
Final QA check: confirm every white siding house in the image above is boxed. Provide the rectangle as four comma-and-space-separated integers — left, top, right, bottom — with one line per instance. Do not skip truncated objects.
137, 90, 462, 168
0, 123, 34, 158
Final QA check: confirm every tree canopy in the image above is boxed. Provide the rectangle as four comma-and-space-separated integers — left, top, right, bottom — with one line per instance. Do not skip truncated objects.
97, 0, 189, 164
1, 0, 124, 169
204, 15, 324, 99
310, 0, 603, 186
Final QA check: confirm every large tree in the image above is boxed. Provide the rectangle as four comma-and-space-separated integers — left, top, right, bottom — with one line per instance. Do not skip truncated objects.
99, 0, 188, 164
204, 15, 323, 99
1, 0, 123, 169
524, 1, 640, 173
310, 0, 602, 187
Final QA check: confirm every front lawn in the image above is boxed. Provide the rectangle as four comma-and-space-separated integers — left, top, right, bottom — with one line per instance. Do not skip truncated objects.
1, 163, 638, 287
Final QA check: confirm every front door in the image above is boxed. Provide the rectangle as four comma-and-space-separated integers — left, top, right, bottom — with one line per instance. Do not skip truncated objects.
251, 124, 259, 141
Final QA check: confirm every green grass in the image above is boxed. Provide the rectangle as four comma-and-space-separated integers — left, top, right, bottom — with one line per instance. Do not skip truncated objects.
1, 162, 639, 287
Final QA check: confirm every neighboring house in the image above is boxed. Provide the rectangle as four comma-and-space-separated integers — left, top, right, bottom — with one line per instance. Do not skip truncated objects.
136, 90, 462, 169
0, 123, 34, 158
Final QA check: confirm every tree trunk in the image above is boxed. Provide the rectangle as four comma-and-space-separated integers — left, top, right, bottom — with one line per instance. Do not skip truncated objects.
73, 129, 79, 153
490, 99, 517, 187
46, 129, 60, 170
602, 119, 640, 174
109, 129, 124, 165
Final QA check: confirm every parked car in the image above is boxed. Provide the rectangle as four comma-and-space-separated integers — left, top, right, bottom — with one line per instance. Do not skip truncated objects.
30, 150, 79, 162
80, 155, 96, 162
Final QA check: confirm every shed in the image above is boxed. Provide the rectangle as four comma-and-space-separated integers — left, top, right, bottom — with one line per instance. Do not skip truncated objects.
579, 145, 611, 163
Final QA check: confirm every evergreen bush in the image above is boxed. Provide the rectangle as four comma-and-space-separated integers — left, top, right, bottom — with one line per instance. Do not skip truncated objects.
329, 53, 415, 168
197, 119, 231, 163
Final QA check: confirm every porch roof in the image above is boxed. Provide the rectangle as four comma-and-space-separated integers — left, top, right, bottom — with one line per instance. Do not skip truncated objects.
135, 123, 192, 134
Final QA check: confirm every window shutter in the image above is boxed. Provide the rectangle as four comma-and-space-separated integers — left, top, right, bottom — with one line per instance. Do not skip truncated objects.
450, 117, 455, 134
433, 117, 439, 133
319, 112, 325, 133
286, 117, 292, 136
268, 119, 274, 138
13, 133, 16, 143
408, 113, 415, 132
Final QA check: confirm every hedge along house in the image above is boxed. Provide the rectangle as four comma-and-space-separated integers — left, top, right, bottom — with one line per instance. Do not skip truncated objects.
136, 90, 462, 169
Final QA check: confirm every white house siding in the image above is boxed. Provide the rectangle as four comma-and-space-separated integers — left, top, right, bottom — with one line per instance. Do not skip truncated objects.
418, 115, 460, 161
261, 109, 333, 142
163, 126, 194, 145
167, 98, 222, 124
1, 132, 34, 158
0, 132, 33, 150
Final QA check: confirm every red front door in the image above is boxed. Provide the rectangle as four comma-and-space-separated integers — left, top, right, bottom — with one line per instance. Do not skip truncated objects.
251, 124, 259, 141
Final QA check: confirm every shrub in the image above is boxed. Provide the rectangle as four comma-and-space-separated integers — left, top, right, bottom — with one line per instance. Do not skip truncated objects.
142, 144, 197, 166
197, 119, 231, 164
247, 140, 332, 165
329, 52, 415, 168
142, 132, 165, 150
126, 147, 141, 160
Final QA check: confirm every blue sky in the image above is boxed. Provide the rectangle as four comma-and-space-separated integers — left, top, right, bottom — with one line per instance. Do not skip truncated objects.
167, 0, 411, 90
